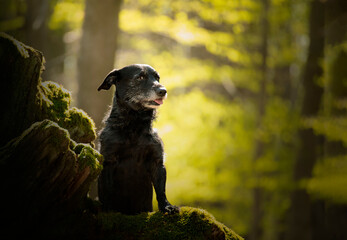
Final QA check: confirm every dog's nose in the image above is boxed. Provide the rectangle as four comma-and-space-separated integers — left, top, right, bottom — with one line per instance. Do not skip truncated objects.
156, 87, 167, 97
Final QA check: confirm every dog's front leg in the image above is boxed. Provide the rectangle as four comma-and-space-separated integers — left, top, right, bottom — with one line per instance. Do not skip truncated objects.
152, 165, 179, 214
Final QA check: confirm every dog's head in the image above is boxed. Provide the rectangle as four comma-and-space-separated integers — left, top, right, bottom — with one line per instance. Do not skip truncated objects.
98, 64, 167, 110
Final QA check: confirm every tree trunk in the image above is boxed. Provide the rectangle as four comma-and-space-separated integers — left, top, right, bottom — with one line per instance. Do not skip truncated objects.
250, 0, 269, 239
314, 1, 347, 239
77, 0, 122, 130
23, 0, 66, 84
24, 0, 51, 51
325, 0, 347, 124
1, 32, 44, 146
285, 1, 325, 239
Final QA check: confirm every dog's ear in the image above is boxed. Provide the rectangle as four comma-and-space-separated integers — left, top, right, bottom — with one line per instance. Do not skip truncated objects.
97, 69, 119, 91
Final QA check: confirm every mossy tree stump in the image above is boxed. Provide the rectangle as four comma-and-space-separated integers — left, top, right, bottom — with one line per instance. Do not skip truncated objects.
0, 32, 102, 236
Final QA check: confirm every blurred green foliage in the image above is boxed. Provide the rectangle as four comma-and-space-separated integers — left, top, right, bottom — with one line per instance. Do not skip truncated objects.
307, 155, 347, 204
49, 0, 84, 31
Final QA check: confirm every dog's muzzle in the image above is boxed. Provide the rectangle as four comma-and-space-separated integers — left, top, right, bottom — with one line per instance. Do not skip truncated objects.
156, 87, 167, 98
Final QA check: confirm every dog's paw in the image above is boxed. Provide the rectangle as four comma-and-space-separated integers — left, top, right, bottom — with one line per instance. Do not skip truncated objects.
161, 204, 180, 215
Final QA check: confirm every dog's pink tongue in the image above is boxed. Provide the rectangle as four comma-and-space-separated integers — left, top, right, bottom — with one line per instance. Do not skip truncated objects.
154, 99, 163, 105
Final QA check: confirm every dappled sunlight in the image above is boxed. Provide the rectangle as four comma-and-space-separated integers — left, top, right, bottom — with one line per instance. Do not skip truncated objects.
307, 156, 347, 203
49, 0, 84, 30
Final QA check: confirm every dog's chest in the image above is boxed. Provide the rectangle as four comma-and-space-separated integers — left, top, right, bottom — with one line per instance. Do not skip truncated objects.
114, 134, 162, 165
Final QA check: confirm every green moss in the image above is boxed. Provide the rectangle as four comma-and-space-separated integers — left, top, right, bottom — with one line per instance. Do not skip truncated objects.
62, 107, 96, 144
97, 207, 243, 240
40, 81, 71, 120
75, 143, 103, 178
38, 81, 96, 143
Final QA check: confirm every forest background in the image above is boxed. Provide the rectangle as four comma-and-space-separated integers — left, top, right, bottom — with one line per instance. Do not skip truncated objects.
1, 0, 347, 239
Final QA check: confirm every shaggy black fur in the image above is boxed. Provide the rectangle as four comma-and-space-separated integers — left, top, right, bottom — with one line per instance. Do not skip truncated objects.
97, 64, 179, 215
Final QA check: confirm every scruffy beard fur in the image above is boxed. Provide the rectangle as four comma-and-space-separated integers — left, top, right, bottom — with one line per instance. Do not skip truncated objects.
125, 80, 167, 110
141, 91, 167, 109
104, 92, 157, 130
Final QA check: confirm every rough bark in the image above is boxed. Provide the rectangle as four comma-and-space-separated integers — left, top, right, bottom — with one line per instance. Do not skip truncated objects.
1, 32, 44, 146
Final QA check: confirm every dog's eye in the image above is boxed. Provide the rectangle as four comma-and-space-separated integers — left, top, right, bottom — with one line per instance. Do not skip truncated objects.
138, 75, 144, 80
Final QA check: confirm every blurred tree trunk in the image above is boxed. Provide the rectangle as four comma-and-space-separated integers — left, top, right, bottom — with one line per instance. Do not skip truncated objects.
24, 0, 51, 51
325, 0, 347, 138
285, 1, 325, 240
250, 0, 269, 239
315, 1, 347, 239
77, 0, 122, 129
24, 0, 64, 82
77, 0, 123, 199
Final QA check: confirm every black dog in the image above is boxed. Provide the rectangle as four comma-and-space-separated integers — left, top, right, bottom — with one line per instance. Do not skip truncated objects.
97, 64, 179, 215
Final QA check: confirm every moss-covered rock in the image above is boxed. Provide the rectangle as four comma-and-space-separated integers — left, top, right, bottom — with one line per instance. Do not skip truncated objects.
39, 206, 244, 239
97, 207, 243, 240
